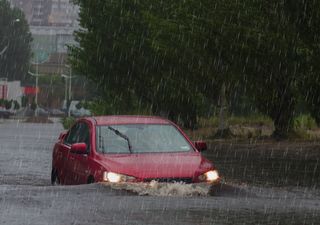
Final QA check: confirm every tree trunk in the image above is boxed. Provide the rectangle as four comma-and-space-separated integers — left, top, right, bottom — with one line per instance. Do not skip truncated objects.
218, 83, 227, 131
271, 99, 295, 139
215, 83, 233, 138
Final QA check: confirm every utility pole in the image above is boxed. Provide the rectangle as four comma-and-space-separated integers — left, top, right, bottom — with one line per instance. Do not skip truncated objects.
61, 65, 74, 117
28, 71, 39, 116
69, 67, 72, 103
28, 57, 49, 116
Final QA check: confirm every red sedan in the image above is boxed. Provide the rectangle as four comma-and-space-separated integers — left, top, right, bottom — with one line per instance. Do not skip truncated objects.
51, 116, 220, 185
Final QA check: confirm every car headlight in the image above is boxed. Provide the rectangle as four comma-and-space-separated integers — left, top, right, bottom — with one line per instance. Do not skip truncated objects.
198, 170, 220, 183
102, 172, 136, 183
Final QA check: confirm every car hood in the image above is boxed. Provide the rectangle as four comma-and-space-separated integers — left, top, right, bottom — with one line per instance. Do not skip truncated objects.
97, 152, 213, 179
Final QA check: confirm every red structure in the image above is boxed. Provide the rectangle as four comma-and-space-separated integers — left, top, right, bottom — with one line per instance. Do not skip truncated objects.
0, 84, 8, 99
23, 86, 39, 95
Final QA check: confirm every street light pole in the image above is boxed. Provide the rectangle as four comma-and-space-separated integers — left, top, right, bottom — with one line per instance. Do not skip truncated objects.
28, 71, 39, 115
61, 73, 75, 117
61, 74, 68, 110
64, 75, 68, 108
35, 60, 39, 105
62, 65, 74, 117
28, 57, 49, 116
69, 67, 72, 103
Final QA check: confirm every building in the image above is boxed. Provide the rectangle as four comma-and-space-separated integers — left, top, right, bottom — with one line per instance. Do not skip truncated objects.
0, 78, 8, 100
0, 78, 23, 105
9, 0, 33, 23
30, 0, 52, 26
9, 0, 79, 27
30, 25, 77, 74
48, 0, 79, 27
8, 0, 81, 108
9, 0, 52, 26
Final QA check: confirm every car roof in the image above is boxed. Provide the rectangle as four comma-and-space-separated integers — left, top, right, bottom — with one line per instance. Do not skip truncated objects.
89, 115, 172, 126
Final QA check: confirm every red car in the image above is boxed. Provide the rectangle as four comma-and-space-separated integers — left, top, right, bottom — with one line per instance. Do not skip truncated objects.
51, 116, 220, 185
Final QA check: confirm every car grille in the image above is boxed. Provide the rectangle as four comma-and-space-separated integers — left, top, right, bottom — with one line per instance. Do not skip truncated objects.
144, 178, 193, 184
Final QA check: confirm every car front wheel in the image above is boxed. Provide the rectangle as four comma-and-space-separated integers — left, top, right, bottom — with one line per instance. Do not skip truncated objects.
51, 169, 60, 185
87, 176, 95, 184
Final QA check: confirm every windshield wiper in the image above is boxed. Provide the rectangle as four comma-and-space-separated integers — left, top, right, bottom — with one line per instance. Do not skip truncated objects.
108, 126, 133, 153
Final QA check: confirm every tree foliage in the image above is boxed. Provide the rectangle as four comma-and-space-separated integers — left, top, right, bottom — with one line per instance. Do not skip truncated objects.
233, 1, 311, 138
0, 0, 32, 81
70, 0, 207, 128
285, 0, 320, 126
70, 0, 320, 136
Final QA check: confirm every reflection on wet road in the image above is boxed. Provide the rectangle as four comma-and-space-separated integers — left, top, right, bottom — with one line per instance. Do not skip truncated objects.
0, 120, 319, 225
205, 141, 320, 188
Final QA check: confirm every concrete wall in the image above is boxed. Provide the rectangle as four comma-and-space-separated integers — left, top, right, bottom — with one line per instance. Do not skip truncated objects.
0, 79, 22, 105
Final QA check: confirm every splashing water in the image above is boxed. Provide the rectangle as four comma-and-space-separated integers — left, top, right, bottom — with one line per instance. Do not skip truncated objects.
104, 181, 212, 197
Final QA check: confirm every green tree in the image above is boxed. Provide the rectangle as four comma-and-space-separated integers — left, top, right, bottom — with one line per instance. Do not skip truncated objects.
285, 0, 320, 126
69, 0, 206, 128
142, 0, 260, 131
69, 0, 147, 113
4, 99, 12, 109
0, 0, 32, 81
70, 0, 316, 136
232, 1, 310, 138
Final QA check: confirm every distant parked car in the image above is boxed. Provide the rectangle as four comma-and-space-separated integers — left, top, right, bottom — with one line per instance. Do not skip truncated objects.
35, 107, 49, 117
0, 108, 12, 119
65, 100, 91, 117
51, 115, 220, 185
70, 107, 91, 117
48, 108, 65, 117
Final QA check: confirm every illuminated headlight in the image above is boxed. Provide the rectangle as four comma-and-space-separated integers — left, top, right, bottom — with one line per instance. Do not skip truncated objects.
198, 170, 220, 183
102, 172, 135, 183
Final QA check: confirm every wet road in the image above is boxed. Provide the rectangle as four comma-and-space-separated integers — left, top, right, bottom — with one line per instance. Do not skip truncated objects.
0, 119, 319, 225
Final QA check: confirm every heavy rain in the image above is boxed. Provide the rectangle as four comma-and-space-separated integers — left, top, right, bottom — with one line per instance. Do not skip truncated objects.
0, 0, 320, 224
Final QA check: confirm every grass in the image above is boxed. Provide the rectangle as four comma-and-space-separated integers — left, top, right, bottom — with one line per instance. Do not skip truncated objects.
198, 114, 273, 128
187, 114, 320, 141
293, 114, 318, 131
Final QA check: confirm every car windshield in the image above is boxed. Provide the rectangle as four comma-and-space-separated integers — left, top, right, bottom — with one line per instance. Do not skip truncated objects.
96, 124, 192, 154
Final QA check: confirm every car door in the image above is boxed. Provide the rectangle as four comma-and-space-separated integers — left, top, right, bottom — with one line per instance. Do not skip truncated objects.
69, 121, 92, 184
60, 122, 80, 184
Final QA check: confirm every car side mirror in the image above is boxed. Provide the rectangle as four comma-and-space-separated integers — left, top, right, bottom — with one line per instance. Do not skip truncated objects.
71, 143, 87, 154
194, 141, 207, 152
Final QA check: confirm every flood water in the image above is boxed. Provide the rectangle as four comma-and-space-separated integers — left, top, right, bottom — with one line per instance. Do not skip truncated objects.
0, 119, 319, 225
206, 141, 320, 188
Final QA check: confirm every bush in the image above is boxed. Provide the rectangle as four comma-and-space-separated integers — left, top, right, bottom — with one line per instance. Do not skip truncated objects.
30, 101, 37, 111
4, 100, 12, 110
0, 99, 20, 110
0, 99, 4, 107
21, 96, 27, 107
293, 114, 317, 130
13, 100, 20, 110
61, 117, 76, 129
198, 114, 273, 128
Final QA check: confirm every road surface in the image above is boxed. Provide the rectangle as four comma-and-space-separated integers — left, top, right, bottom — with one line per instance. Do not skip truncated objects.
0, 119, 319, 225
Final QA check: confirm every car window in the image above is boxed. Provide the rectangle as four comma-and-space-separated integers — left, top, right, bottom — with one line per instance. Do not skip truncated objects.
64, 122, 90, 152
64, 123, 79, 145
96, 124, 192, 154
77, 123, 91, 152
